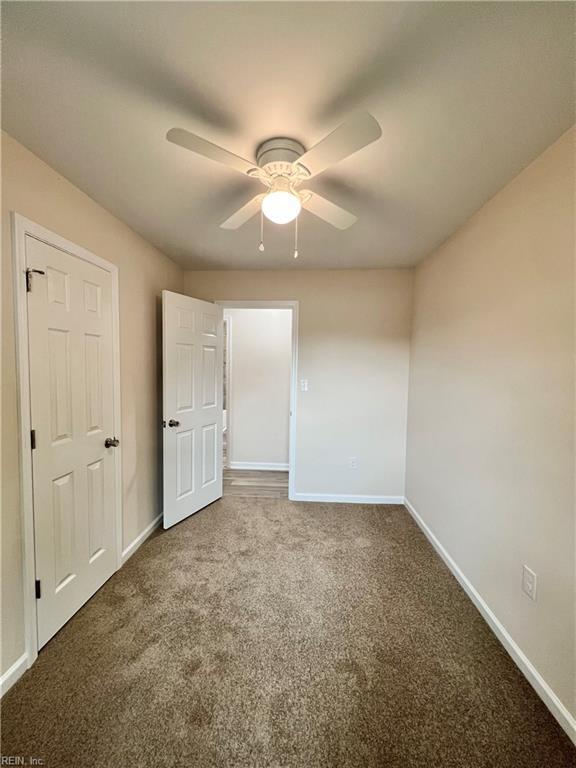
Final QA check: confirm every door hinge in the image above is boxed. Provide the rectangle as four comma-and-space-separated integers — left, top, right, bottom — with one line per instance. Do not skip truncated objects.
35, 580, 41, 599
31, 429, 36, 450
26, 268, 46, 293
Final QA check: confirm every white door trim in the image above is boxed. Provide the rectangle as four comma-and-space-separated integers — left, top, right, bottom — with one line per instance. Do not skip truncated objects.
216, 300, 299, 500
223, 314, 233, 468
12, 213, 123, 674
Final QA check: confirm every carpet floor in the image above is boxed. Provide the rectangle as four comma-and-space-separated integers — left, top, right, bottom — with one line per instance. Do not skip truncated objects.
1, 498, 574, 767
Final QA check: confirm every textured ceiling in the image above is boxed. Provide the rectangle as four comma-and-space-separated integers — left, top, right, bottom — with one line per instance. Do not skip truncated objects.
2, 2, 574, 270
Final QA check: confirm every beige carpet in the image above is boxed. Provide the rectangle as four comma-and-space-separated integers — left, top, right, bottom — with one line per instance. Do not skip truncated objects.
1, 498, 574, 767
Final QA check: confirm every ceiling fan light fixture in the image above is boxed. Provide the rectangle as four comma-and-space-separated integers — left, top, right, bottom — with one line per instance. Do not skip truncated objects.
168, 112, 381, 232
261, 190, 301, 224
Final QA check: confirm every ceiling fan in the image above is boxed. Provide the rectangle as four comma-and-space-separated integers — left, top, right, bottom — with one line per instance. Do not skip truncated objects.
166, 112, 382, 233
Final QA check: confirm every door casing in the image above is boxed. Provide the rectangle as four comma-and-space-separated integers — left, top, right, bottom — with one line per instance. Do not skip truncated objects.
12, 213, 123, 670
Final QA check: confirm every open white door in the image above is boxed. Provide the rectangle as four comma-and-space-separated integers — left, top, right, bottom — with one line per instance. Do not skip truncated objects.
162, 291, 223, 528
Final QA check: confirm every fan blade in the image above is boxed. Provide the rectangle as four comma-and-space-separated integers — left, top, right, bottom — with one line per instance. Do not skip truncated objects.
301, 191, 357, 229
167, 127, 258, 176
220, 194, 265, 229
296, 113, 382, 178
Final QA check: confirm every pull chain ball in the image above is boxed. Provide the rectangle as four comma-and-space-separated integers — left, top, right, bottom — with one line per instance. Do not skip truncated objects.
258, 206, 301, 258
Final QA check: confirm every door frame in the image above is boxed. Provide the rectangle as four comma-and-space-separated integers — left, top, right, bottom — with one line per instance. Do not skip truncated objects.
215, 300, 299, 500
12, 213, 123, 669
222, 314, 232, 468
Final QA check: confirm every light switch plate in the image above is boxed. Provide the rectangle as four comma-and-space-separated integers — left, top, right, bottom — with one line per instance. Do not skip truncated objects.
522, 565, 537, 601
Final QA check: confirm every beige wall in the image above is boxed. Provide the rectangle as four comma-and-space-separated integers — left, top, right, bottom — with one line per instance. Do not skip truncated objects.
406, 127, 575, 716
225, 308, 291, 467
1, 133, 183, 675
186, 269, 413, 500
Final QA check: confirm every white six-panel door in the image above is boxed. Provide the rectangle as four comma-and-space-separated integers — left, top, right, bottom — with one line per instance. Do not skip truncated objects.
26, 235, 119, 648
162, 291, 223, 528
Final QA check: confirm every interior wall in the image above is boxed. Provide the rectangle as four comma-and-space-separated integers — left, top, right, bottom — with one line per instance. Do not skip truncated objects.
1, 132, 183, 677
185, 269, 413, 501
405, 127, 575, 718
225, 308, 291, 468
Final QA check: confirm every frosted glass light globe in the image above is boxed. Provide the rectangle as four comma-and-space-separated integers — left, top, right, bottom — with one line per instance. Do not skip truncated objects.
261, 191, 301, 224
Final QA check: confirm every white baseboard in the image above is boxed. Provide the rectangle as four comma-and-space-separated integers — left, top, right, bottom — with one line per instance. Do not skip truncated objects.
121, 514, 162, 563
1, 652, 28, 696
290, 492, 405, 504
228, 461, 289, 471
403, 497, 576, 746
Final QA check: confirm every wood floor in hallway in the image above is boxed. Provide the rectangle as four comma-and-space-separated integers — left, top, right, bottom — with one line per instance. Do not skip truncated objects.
223, 468, 289, 498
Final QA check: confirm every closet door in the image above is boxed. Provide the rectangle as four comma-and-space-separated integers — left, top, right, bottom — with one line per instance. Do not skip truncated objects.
27, 234, 118, 647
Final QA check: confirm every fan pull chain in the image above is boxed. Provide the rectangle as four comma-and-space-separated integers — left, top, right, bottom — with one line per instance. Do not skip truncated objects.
293, 215, 299, 259
258, 210, 265, 252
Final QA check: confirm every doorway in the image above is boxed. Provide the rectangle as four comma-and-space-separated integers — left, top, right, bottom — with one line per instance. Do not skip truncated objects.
218, 301, 298, 500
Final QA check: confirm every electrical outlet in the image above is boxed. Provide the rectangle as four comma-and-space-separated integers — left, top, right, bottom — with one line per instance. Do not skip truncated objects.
522, 565, 537, 601
300, 379, 309, 392
349, 456, 358, 470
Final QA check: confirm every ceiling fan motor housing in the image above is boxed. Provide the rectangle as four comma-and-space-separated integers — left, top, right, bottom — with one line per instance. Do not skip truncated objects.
256, 138, 308, 176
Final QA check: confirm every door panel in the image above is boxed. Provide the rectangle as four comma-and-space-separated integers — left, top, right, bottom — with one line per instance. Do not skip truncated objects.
87, 458, 105, 559
176, 343, 195, 411
47, 328, 72, 442
163, 291, 223, 528
176, 429, 195, 498
85, 333, 103, 432
202, 345, 217, 407
52, 472, 75, 590
27, 235, 118, 647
